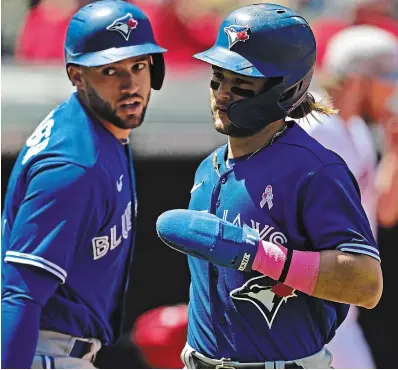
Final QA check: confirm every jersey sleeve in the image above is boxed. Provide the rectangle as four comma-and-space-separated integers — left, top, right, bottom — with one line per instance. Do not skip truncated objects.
4, 162, 106, 283
1, 263, 60, 369
299, 164, 380, 261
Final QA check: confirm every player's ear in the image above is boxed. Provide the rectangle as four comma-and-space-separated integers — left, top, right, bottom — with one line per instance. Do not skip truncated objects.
67, 64, 84, 88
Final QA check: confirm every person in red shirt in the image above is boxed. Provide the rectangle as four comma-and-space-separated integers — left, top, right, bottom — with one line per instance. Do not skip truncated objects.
132, 304, 188, 369
15, 0, 81, 63
134, 0, 222, 72
311, 0, 398, 69
353, 0, 398, 37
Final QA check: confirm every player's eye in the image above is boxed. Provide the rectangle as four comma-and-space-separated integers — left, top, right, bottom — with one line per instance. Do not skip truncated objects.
133, 62, 147, 71
102, 67, 116, 76
235, 78, 250, 85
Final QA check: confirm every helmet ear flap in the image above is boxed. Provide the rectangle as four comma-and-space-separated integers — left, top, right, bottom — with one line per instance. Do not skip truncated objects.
150, 54, 165, 90
279, 68, 314, 113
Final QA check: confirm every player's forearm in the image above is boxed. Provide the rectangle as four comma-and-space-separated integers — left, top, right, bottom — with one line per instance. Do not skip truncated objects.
156, 211, 383, 308
313, 250, 383, 309
253, 242, 382, 308
253, 244, 382, 308
1, 263, 60, 369
1, 293, 41, 369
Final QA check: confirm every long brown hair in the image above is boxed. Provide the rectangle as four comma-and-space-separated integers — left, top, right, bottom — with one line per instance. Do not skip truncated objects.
288, 92, 339, 121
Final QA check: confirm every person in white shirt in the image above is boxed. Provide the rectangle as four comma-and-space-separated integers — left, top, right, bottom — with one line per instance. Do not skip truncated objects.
300, 24, 398, 369
376, 97, 398, 228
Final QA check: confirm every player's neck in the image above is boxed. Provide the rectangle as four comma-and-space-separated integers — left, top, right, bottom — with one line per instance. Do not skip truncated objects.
227, 119, 286, 159
99, 120, 131, 141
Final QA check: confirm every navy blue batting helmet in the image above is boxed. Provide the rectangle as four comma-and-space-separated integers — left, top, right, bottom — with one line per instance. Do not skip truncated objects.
193, 3, 316, 130
65, 0, 167, 90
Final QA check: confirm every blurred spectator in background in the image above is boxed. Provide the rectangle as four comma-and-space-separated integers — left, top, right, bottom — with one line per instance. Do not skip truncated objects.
302, 24, 398, 368
311, 18, 347, 69
133, 0, 222, 72
15, 0, 79, 63
132, 304, 188, 369
353, 0, 398, 37
1, 0, 30, 57
13, 0, 223, 69
376, 116, 398, 228
14, 0, 94, 63
312, 0, 398, 69
11, 0, 294, 68
133, 0, 293, 73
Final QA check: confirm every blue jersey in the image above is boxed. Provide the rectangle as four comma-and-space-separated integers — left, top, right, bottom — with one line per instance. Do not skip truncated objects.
187, 123, 379, 361
1, 93, 137, 345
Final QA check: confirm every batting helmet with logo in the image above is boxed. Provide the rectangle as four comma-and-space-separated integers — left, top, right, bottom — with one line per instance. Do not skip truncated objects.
64, 0, 167, 90
193, 3, 316, 130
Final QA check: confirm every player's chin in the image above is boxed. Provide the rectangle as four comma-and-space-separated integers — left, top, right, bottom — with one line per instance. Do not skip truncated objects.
122, 115, 143, 129
213, 116, 234, 135
118, 110, 144, 129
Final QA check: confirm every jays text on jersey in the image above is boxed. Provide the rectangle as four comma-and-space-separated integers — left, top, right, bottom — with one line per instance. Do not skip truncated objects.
2, 92, 137, 345
187, 123, 379, 361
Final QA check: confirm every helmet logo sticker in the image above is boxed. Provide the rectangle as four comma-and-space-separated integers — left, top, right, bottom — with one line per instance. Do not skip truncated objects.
106, 13, 138, 41
224, 25, 250, 48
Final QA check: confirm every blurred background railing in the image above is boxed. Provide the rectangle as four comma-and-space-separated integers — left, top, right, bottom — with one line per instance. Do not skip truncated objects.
1, 64, 226, 157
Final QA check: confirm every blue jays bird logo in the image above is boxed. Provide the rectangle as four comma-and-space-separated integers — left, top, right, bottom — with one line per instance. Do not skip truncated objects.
106, 13, 138, 41
230, 275, 297, 328
224, 25, 250, 48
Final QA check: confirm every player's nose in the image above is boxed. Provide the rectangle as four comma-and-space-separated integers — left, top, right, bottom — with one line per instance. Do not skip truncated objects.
215, 81, 233, 101
120, 71, 139, 93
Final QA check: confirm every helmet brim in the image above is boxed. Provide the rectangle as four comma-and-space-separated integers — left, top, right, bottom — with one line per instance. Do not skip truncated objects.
66, 43, 167, 67
193, 46, 264, 77
193, 46, 288, 78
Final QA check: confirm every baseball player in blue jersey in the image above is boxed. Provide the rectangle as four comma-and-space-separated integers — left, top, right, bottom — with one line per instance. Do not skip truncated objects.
1, 1, 166, 368
156, 3, 383, 369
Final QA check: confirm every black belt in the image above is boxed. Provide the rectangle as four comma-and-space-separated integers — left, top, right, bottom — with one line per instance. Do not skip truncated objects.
69, 340, 93, 359
191, 353, 304, 369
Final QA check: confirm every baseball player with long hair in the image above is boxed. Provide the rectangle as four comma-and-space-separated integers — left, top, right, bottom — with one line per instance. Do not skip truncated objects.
300, 24, 398, 369
1, 1, 166, 368
156, 3, 383, 369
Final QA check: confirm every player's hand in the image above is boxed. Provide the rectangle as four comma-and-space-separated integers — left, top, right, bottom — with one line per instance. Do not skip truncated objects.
156, 209, 260, 271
